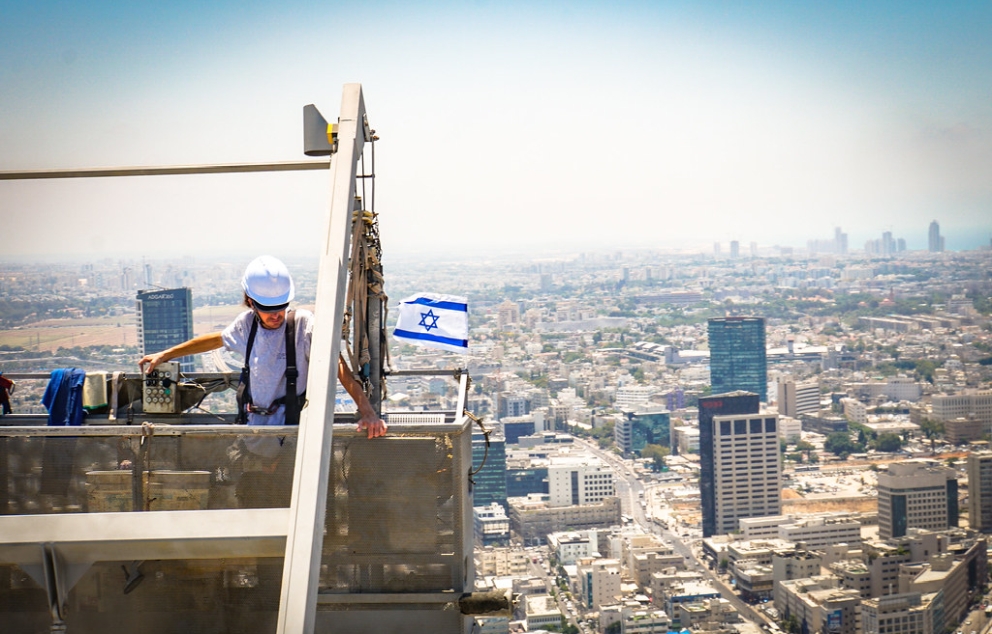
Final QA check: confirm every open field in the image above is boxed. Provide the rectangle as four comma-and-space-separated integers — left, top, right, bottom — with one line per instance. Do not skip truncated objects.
0, 304, 268, 352
190, 304, 249, 333
0, 319, 135, 351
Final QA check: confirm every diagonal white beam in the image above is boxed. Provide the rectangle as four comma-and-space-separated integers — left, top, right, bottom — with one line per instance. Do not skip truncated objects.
277, 83, 368, 633
0, 160, 329, 180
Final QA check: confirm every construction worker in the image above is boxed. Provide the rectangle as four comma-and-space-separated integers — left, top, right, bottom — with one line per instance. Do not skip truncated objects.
138, 255, 386, 439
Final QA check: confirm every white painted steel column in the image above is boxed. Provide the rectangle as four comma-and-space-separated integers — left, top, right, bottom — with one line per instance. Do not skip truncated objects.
277, 83, 368, 633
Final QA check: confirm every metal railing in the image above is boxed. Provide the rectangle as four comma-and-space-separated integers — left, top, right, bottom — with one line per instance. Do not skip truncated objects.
0, 369, 478, 633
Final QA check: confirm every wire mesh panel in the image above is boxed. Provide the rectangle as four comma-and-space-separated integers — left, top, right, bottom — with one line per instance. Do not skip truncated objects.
315, 421, 475, 634
0, 431, 297, 515
1, 558, 288, 634
0, 419, 474, 633
321, 430, 466, 593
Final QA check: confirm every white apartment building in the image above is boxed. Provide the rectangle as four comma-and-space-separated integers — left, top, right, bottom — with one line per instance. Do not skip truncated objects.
578, 559, 622, 610
475, 547, 530, 577
474, 503, 511, 546
849, 377, 922, 402
779, 515, 863, 550
672, 425, 699, 454
737, 516, 784, 540
932, 390, 992, 430
548, 459, 615, 507
778, 378, 821, 417
776, 576, 861, 634
967, 451, 992, 532
842, 398, 868, 425
496, 300, 520, 329
614, 413, 634, 452
621, 606, 670, 634
615, 385, 657, 411
772, 549, 824, 584
619, 533, 682, 589
877, 460, 959, 540
547, 529, 599, 565
861, 593, 932, 634
712, 412, 782, 536
509, 496, 622, 545
738, 514, 860, 549
676, 597, 737, 630
778, 416, 802, 444
842, 267, 874, 282
525, 594, 563, 631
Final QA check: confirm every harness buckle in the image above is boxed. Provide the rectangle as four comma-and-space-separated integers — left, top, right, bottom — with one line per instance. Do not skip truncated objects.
246, 403, 278, 416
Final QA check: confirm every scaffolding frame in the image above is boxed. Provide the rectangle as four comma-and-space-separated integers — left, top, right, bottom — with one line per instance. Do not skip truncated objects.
0, 84, 480, 633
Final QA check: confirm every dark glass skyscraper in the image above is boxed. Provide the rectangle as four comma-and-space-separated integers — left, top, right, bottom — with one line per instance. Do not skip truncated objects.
502, 419, 536, 444
472, 432, 507, 509
506, 467, 548, 498
708, 317, 767, 402
136, 287, 195, 372
698, 391, 760, 537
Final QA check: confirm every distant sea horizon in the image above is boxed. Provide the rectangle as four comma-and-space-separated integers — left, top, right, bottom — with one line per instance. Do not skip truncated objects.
2, 225, 989, 264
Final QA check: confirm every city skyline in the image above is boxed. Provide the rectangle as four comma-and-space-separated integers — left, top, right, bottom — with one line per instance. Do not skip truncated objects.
0, 220, 986, 266
2, 2, 991, 259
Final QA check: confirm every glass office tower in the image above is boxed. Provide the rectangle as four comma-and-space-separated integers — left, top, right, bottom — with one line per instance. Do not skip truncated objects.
136, 287, 195, 372
615, 409, 671, 456
472, 432, 507, 509
708, 317, 767, 402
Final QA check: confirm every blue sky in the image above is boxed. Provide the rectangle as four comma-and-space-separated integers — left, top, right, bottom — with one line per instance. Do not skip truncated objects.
2, 1, 990, 259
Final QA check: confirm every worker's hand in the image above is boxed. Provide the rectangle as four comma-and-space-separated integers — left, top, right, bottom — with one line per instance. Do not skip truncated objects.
138, 352, 167, 375
356, 413, 387, 439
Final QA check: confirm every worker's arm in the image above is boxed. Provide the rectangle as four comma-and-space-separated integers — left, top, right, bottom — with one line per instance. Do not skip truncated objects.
139, 332, 224, 374
338, 355, 387, 439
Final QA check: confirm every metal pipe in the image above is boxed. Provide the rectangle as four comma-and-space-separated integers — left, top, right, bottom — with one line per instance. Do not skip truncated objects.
7, 369, 466, 380
385, 369, 467, 377
0, 161, 329, 180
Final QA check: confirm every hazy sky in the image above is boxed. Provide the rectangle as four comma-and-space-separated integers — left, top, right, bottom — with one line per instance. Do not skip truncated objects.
2, 1, 991, 260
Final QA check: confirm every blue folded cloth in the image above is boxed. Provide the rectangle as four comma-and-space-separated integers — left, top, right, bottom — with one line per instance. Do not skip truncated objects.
41, 368, 87, 426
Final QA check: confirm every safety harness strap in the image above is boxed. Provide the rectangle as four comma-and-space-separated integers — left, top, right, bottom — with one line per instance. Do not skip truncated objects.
236, 310, 303, 425
283, 310, 301, 426
235, 317, 259, 424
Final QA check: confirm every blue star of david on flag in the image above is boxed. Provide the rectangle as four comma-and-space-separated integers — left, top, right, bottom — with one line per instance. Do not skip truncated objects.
394, 293, 469, 353
419, 309, 440, 331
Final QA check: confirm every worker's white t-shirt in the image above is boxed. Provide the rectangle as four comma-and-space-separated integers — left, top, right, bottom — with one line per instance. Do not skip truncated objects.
221, 308, 313, 428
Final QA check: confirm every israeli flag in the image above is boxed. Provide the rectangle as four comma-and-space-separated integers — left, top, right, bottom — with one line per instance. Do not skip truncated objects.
394, 293, 469, 353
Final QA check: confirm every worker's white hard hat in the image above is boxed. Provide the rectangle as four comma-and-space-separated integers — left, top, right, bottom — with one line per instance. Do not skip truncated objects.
241, 255, 294, 308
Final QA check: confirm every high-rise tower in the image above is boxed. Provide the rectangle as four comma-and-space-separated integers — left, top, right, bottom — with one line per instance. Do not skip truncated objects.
472, 432, 507, 509
928, 220, 945, 253
708, 317, 767, 401
136, 287, 195, 372
834, 227, 848, 254
698, 392, 780, 537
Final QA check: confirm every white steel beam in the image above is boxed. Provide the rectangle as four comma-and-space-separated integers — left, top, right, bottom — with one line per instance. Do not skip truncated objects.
0, 509, 289, 565
277, 83, 369, 633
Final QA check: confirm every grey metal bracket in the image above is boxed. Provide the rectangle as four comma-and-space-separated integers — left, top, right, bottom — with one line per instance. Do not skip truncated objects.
21, 543, 93, 633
